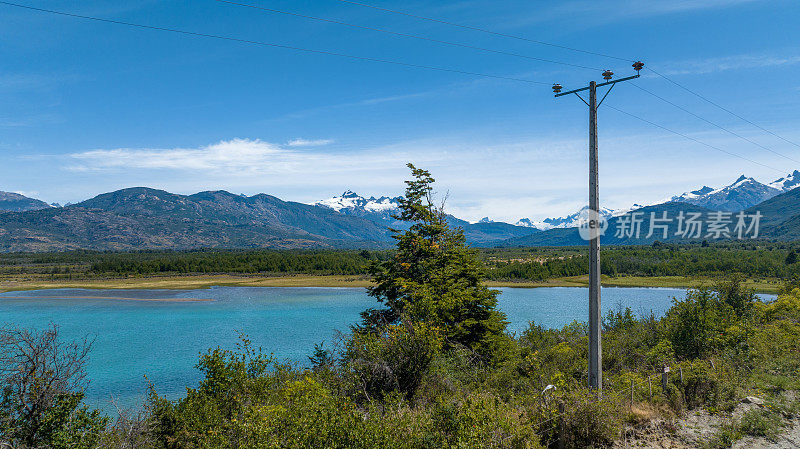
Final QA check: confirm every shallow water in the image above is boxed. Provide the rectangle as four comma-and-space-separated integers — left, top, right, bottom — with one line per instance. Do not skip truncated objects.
0, 286, 775, 413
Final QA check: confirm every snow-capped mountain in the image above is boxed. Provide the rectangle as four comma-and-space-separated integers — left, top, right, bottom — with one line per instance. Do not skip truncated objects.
313, 191, 539, 244
314, 190, 401, 218
514, 218, 552, 231
670, 186, 714, 202
769, 170, 800, 192
670, 175, 781, 212
516, 206, 618, 231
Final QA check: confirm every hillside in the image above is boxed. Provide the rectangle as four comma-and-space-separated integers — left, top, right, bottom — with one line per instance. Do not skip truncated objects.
0, 188, 392, 252
0, 191, 52, 212
0, 187, 539, 252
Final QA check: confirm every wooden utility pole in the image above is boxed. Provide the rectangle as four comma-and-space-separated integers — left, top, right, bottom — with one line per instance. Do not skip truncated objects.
552, 62, 643, 392
587, 80, 601, 390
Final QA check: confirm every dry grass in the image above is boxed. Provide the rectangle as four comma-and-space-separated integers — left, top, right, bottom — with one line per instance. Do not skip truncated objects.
0, 273, 782, 293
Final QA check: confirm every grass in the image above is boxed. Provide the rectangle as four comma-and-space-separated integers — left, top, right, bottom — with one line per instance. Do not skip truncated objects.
0, 273, 783, 293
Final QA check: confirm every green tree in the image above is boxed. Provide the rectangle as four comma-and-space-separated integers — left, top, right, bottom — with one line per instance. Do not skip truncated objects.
361, 164, 510, 362
660, 289, 736, 360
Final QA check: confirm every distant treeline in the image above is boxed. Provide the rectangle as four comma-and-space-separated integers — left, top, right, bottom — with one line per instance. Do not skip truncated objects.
487, 243, 800, 280
1, 241, 798, 280
86, 250, 390, 276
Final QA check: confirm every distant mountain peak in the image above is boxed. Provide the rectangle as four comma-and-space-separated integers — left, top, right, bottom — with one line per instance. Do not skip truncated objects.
518, 205, 623, 231
769, 170, 800, 192
341, 190, 360, 198
671, 174, 781, 212
314, 191, 401, 214
477, 217, 492, 224
0, 191, 53, 212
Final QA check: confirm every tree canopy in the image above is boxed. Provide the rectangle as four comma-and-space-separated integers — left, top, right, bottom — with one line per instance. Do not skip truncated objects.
360, 164, 509, 361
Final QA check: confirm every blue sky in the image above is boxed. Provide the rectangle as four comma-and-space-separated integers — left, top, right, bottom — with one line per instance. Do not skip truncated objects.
1, 0, 799, 222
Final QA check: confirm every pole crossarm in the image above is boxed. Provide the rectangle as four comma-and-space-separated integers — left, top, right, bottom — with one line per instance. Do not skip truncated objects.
554, 74, 639, 97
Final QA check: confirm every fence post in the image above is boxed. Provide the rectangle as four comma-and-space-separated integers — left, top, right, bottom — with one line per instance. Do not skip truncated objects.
679, 366, 683, 385
662, 366, 669, 397
558, 401, 565, 449
648, 376, 652, 400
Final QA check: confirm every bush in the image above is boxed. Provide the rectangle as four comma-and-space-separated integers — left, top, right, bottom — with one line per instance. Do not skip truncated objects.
661, 289, 737, 360
0, 325, 107, 449
342, 321, 443, 401
739, 408, 783, 440
678, 360, 736, 411
533, 388, 623, 449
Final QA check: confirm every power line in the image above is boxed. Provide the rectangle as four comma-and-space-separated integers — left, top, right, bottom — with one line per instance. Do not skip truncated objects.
632, 84, 800, 165
647, 67, 800, 150
335, 0, 800, 162
605, 104, 786, 175
0, 1, 549, 86
333, 0, 633, 62
213, 0, 604, 71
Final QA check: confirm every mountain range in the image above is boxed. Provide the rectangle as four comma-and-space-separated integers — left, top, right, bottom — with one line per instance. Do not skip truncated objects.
514, 171, 800, 230
1, 170, 799, 251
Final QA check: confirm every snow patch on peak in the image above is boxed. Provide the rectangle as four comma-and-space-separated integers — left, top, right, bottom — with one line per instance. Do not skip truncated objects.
769, 170, 800, 192
314, 191, 400, 213
515, 218, 552, 231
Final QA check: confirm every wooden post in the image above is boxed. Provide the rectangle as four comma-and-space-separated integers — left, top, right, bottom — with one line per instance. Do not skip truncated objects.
679, 366, 683, 385
587, 80, 602, 393
662, 366, 669, 397
558, 401, 565, 449
648, 377, 652, 400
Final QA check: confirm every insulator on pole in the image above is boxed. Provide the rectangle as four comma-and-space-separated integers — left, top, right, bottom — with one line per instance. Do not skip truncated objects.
602, 70, 614, 80
632, 61, 644, 73
552, 83, 563, 94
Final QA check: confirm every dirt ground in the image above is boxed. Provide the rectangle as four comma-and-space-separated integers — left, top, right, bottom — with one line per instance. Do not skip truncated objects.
614, 398, 800, 449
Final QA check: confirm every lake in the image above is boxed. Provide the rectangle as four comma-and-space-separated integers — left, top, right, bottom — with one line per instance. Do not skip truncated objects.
0, 286, 775, 413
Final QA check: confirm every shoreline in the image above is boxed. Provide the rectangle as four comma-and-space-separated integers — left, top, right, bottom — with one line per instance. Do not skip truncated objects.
0, 273, 783, 294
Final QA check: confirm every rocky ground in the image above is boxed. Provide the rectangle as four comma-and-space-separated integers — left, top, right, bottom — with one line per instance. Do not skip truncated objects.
614, 394, 800, 449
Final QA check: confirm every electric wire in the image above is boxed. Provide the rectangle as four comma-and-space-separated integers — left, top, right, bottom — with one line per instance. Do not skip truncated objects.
647, 67, 800, 149
631, 84, 800, 165
0, 1, 549, 86
332, 0, 633, 62
4, 1, 795, 174
605, 104, 786, 175
334, 0, 800, 164
213, 0, 604, 71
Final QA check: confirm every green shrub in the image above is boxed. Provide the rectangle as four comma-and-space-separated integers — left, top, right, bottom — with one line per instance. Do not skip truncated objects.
532, 388, 623, 449
739, 408, 783, 440
678, 360, 736, 411
343, 321, 442, 401
661, 289, 737, 360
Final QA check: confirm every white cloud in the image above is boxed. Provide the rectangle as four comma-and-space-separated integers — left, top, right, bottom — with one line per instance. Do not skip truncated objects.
59, 127, 800, 224
70, 138, 293, 173
659, 52, 800, 76
286, 138, 334, 147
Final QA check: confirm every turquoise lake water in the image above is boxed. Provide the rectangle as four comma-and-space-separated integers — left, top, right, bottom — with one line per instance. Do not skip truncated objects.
0, 286, 776, 413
